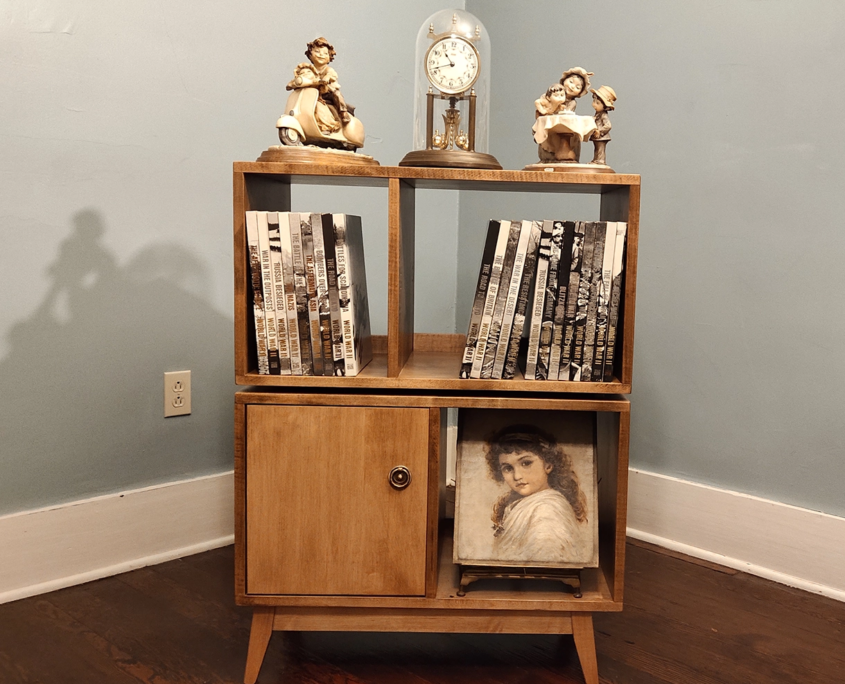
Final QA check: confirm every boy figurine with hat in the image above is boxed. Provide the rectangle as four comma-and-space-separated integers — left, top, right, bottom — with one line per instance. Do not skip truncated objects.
589, 85, 616, 166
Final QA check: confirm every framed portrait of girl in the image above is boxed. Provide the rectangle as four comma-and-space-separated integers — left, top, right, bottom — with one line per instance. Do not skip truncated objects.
453, 409, 599, 569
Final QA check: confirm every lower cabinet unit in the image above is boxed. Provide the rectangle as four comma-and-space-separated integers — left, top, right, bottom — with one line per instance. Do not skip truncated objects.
235, 391, 630, 684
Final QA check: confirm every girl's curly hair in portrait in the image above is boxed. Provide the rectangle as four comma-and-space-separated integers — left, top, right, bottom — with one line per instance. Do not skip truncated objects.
485, 424, 587, 536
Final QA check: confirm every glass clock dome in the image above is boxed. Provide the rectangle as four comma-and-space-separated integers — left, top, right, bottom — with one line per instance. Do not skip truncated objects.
400, 9, 500, 169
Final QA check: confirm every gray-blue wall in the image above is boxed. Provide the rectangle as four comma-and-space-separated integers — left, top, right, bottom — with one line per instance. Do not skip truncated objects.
464, 0, 845, 516
3, 1, 844, 520
0, 0, 458, 515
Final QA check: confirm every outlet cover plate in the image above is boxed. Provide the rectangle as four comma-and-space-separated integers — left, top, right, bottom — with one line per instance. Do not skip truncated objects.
164, 370, 191, 417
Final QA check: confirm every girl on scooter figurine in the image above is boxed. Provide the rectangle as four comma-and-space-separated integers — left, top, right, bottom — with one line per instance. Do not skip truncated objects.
273, 36, 368, 154
287, 37, 352, 134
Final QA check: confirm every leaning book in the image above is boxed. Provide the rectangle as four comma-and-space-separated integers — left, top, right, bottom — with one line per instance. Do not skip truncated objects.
245, 211, 270, 375
460, 220, 501, 379
501, 220, 541, 380
332, 214, 373, 376
602, 222, 628, 382
470, 220, 511, 379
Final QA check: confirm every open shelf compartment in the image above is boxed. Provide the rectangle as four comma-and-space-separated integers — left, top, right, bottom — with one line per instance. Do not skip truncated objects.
234, 164, 639, 393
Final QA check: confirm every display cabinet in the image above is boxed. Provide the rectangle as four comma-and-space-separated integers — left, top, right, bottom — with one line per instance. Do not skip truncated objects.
233, 163, 640, 684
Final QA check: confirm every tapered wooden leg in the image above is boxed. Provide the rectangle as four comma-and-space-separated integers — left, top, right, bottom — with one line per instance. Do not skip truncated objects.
572, 613, 599, 684
244, 607, 275, 684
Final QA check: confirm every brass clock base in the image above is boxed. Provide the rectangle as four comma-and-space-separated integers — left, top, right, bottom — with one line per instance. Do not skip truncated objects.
257, 146, 380, 166
399, 149, 502, 170
523, 161, 615, 174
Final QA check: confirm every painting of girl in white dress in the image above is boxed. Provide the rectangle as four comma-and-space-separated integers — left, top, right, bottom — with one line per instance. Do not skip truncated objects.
454, 410, 598, 568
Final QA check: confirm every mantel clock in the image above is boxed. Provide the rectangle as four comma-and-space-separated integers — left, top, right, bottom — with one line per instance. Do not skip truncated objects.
400, 9, 501, 169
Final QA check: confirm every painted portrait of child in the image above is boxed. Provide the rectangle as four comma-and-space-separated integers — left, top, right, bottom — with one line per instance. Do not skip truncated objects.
454, 409, 598, 568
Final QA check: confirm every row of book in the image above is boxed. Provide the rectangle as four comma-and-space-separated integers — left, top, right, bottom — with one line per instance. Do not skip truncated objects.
460, 219, 627, 382
246, 211, 372, 376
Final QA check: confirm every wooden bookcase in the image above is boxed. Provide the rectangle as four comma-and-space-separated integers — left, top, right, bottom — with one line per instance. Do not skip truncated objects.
233, 163, 640, 684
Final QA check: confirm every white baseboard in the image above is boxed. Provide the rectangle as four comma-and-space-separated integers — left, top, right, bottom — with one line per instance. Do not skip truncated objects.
0, 471, 234, 605
3, 468, 843, 605
627, 468, 845, 602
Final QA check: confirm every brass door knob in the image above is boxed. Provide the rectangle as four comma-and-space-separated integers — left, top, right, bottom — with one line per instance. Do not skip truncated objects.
388, 466, 412, 489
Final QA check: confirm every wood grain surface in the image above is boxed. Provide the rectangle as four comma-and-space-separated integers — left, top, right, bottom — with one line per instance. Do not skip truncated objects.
235, 390, 630, 413
245, 405, 430, 596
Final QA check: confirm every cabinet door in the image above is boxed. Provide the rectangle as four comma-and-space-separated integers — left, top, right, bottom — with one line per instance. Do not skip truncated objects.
246, 405, 431, 596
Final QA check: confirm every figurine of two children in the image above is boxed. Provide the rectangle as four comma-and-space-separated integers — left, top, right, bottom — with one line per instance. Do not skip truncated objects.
533, 67, 617, 167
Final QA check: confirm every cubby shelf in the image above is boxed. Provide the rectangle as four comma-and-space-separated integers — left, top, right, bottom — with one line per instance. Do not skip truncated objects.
233, 163, 639, 391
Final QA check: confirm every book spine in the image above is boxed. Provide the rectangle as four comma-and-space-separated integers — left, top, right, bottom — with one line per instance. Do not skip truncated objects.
581, 220, 607, 381
592, 221, 617, 381
460, 220, 500, 379
258, 212, 282, 375
480, 220, 521, 379
278, 213, 302, 375
536, 219, 562, 380
502, 220, 541, 380
603, 222, 627, 382
303, 213, 324, 376
492, 219, 533, 379
558, 221, 586, 380
288, 213, 313, 376
570, 221, 596, 381
333, 214, 355, 375
268, 213, 293, 375
548, 220, 576, 379
337, 215, 372, 376
311, 213, 333, 375
524, 219, 553, 379
245, 211, 270, 375
322, 214, 345, 376
470, 221, 511, 379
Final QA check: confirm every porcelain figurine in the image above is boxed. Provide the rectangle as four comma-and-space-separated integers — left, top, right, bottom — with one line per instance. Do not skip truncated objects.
526, 67, 616, 174
258, 37, 379, 165
531, 67, 596, 164
589, 86, 617, 166
276, 37, 365, 152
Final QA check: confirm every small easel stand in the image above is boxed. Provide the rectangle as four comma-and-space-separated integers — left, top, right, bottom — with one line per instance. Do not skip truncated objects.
456, 565, 583, 597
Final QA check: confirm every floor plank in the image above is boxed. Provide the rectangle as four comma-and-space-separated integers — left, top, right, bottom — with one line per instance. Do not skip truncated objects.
0, 542, 843, 684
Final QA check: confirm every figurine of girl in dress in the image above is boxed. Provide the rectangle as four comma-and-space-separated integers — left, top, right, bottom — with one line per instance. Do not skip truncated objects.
485, 424, 590, 563
589, 85, 617, 166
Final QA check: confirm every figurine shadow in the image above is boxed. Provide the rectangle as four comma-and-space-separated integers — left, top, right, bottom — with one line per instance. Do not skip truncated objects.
0, 208, 233, 514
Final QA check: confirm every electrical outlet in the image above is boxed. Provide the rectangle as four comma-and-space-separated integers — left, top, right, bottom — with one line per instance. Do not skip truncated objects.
164, 370, 191, 417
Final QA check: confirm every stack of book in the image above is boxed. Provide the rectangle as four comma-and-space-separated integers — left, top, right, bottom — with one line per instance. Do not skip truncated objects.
460, 219, 627, 382
246, 211, 372, 377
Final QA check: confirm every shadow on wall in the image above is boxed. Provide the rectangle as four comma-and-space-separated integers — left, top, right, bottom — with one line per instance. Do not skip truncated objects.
0, 209, 233, 515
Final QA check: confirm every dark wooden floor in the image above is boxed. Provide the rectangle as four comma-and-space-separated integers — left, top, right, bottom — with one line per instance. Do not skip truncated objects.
1, 540, 843, 684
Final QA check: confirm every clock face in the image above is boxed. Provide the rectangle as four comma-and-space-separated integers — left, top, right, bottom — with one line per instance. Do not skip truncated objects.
425, 36, 480, 95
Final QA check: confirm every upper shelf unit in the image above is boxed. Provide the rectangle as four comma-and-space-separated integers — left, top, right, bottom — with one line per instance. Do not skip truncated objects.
233, 163, 640, 394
